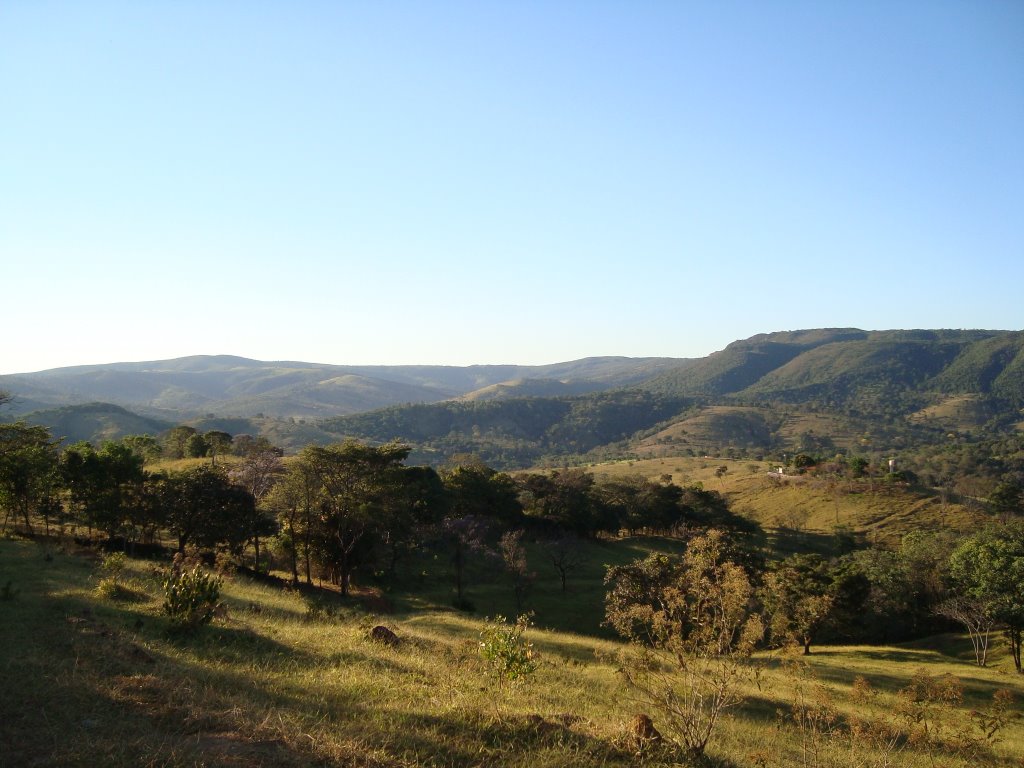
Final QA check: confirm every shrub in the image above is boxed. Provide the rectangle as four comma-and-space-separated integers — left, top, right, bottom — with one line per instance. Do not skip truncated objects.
605, 529, 764, 758
479, 614, 537, 690
100, 552, 127, 580
162, 565, 222, 633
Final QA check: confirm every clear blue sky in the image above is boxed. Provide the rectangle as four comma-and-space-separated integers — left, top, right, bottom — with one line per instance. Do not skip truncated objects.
2, 1, 1022, 374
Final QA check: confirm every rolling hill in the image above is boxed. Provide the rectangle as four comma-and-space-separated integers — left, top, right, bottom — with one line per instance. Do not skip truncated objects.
22, 402, 174, 445
0, 355, 685, 421
316, 329, 1024, 467
3, 330, 1022, 465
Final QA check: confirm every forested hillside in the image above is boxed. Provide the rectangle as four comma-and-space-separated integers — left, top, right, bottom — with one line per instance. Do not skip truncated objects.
322, 391, 692, 467
644, 329, 1023, 409
3, 330, 1022, 470
315, 329, 1024, 468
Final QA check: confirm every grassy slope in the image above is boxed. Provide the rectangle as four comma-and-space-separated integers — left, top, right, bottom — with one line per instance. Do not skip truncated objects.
3, 538, 1023, 767
582, 456, 988, 548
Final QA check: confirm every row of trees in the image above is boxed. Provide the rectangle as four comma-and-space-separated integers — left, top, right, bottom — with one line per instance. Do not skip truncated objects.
257, 447, 762, 596
0, 416, 761, 600
162, 426, 280, 462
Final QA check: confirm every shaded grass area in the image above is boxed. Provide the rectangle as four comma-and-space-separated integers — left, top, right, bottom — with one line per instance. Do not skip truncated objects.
2, 537, 1023, 767
384, 534, 687, 638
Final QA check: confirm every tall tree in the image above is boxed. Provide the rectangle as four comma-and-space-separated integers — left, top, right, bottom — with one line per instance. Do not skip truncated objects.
229, 450, 284, 569
304, 441, 410, 595
380, 464, 446, 576
265, 457, 319, 585
120, 434, 163, 463
440, 515, 492, 607
519, 469, 613, 536
949, 521, 1024, 673
62, 440, 145, 541
545, 534, 584, 594
442, 463, 523, 527
204, 431, 233, 466
184, 432, 209, 459
164, 426, 198, 460
499, 529, 534, 613
0, 422, 61, 534
761, 554, 835, 655
159, 465, 259, 553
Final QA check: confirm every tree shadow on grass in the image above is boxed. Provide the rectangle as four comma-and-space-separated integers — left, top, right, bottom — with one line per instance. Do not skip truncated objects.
767, 527, 850, 558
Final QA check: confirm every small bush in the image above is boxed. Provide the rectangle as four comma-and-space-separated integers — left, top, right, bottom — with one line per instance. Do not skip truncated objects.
96, 576, 123, 598
479, 614, 537, 689
162, 566, 222, 633
100, 552, 127, 579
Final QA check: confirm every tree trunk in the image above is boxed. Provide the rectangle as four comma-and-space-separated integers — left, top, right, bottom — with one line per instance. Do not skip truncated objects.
303, 517, 313, 585
287, 519, 299, 585
1010, 626, 1022, 673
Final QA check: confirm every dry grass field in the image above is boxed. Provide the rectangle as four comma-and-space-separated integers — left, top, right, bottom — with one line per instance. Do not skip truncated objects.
2, 536, 1021, 767
582, 456, 987, 548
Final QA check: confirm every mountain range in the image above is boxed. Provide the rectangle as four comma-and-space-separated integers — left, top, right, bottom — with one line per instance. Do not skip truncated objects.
0, 355, 686, 420
3, 328, 1022, 466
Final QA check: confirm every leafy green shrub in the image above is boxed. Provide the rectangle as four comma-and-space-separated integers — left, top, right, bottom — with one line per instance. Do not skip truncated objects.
162, 565, 222, 633
479, 614, 537, 689
95, 576, 122, 598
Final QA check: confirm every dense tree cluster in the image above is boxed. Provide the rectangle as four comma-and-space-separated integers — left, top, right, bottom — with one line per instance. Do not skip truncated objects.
320, 390, 691, 468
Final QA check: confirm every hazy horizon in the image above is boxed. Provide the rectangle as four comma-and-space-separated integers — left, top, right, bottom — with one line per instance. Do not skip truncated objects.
6, 325, 1023, 378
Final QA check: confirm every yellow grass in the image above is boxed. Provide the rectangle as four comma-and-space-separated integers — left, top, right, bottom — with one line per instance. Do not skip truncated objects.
583, 456, 987, 546
2, 538, 1022, 766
